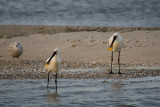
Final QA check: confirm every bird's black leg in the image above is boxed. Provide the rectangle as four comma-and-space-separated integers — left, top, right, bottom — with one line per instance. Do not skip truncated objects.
109, 51, 114, 74
54, 73, 58, 90
47, 72, 50, 88
118, 52, 122, 74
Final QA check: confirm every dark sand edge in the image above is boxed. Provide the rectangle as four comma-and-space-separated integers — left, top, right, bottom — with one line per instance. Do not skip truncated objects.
0, 25, 160, 39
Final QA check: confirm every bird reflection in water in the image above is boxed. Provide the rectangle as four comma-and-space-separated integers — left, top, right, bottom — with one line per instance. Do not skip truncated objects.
110, 80, 136, 107
46, 88, 60, 105
111, 79, 124, 98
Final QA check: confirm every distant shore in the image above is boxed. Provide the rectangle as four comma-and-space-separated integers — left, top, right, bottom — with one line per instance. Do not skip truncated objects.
0, 25, 160, 79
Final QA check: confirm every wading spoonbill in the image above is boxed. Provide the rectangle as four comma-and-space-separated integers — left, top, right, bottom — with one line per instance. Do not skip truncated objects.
108, 32, 123, 74
45, 48, 61, 89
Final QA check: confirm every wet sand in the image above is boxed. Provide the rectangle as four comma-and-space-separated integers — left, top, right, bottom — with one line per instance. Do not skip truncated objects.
0, 25, 160, 79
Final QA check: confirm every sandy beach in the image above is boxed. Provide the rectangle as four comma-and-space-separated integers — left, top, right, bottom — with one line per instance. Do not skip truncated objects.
0, 25, 160, 79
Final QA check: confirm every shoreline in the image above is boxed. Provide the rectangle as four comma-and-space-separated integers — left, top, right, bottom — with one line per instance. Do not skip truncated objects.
0, 25, 160, 79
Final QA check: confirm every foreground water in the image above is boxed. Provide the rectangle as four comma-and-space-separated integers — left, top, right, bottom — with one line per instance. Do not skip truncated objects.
0, 77, 160, 107
0, 0, 160, 27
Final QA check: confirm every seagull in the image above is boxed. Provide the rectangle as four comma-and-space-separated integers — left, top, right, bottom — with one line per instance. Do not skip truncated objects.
8, 41, 23, 58
45, 48, 61, 89
108, 32, 123, 74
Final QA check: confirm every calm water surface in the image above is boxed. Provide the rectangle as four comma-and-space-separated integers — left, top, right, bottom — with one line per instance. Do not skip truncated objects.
0, 0, 160, 27
0, 76, 160, 107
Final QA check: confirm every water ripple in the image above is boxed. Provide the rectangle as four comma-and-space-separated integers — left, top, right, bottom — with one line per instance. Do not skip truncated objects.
0, 77, 160, 106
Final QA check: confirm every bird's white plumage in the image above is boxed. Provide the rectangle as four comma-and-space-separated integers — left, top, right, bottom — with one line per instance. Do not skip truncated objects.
109, 32, 123, 52
45, 48, 61, 74
8, 41, 23, 58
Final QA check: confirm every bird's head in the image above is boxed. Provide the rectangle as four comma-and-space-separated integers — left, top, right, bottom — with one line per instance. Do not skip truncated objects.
113, 32, 119, 37
14, 42, 20, 47
108, 32, 118, 51
54, 48, 60, 54
45, 48, 60, 66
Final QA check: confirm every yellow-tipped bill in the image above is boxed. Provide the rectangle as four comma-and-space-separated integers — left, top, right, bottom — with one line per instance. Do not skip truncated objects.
45, 63, 49, 66
108, 47, 112, 51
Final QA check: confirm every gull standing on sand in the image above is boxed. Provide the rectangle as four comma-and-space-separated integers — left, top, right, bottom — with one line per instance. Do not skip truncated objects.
45, 48, 61, 89
108, 32, 123, 74
8, 41, 23, 58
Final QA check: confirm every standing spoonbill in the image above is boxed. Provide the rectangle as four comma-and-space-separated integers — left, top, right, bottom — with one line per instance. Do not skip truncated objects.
8, 41, 23, 58
45, 48, 61, 89
108, 32, 123, 74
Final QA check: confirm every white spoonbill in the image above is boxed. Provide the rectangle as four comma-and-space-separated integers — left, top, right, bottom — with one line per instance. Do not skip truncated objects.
108, 32, 123, 74
45, 48, 61, 89
8, 41, 23, 58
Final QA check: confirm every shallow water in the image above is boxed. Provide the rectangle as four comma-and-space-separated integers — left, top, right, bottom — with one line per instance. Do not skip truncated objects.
0, 0, 160, 27
0, 77, 160, 107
